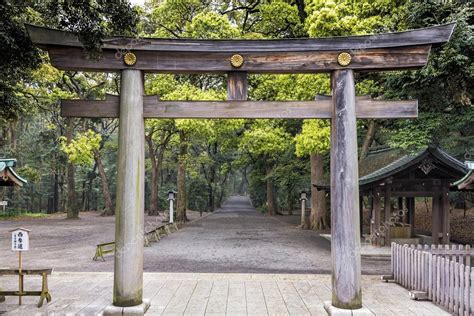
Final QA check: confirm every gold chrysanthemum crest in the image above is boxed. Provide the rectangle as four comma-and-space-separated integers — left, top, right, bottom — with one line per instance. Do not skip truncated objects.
337, 52, 352, 67
123, 52, 137, 66
230, 54, 244, 68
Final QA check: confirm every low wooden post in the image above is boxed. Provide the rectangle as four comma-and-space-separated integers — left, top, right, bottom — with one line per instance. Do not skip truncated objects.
441, 186, 450, 244
373, 189, 381, 246
108, 69, 148, 313
327, 69, 363, 311
384, 185, 392, 246
407, 197, 415, 237
432, 190, 440, 245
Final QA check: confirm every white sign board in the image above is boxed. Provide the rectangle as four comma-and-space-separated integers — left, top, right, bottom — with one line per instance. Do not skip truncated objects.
11, 228, 30, 251
0, 201, 7, 206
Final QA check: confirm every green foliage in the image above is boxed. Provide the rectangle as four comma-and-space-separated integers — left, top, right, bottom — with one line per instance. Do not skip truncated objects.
382, 0, 473, 156
2, 0, 472, 216
0, 1, 41, 119
0, 210, 47, 220
60, 130, 101, 166
16, 165, 41, 183
42, 0, 139, 52
295, 120, 331, 157
254, 1, 305, 37
186, 11, 239, 39
305, 0, 406, 37
240, 120, 293, 158
383, 114, 442, 152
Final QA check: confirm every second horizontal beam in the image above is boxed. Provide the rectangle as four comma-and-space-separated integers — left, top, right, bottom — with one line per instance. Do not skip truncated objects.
61, 96, 417, 119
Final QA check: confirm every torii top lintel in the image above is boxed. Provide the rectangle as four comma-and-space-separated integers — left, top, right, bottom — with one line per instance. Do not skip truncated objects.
26, 23, 455, 74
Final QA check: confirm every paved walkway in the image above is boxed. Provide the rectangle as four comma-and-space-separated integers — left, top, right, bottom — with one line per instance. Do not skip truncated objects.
0, 272, 450, 316
144, 196, 389, 275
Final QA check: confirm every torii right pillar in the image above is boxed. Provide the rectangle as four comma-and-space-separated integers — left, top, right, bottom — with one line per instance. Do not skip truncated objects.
324, 69, 371, 315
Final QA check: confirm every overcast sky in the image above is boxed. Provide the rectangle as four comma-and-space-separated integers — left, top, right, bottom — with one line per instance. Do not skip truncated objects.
129, 0, 145, 6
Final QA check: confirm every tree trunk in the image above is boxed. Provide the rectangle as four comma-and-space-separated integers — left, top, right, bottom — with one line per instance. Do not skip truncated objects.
287, 184, 293, 215
266, 163, 276, 216
65, 118, 78, 219
8, 121, 17, 153
294, 0, 307, 23
94, 150, 114, 216
176, 132, 187, 222
52, 170, 59, 213
310, 153, 327, 230
146, 135, 159, 216
359, 120, 377, 162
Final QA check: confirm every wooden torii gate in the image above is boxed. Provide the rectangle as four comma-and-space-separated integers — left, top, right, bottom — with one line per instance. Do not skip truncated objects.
27, 23, 454, 315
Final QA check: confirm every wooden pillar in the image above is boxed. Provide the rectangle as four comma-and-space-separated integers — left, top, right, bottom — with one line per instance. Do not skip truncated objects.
329, 69, 362, 309
407, 197, 415, 237
432, 191, 440, 245
384, 185, 391, 246
373, 189, 381, 246
441, 186, 450, 244
359, 196, 364, 237
113, 69, 145, 307
227, 72, 248, 100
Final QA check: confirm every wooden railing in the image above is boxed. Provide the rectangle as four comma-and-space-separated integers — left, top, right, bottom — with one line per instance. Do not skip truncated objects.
388, 242, 474, 316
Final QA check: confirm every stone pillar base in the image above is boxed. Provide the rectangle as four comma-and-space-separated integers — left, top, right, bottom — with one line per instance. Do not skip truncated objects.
324, 301, 374, 315
103, 299, 150, 316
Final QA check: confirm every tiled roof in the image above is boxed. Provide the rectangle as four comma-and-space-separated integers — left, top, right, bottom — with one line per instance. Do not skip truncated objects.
0, 159, 27, 186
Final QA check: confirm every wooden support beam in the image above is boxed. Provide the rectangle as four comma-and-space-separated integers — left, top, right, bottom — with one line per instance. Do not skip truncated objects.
227, 72, 247, 100
27, 23, 455, 53
61, 95, 418, 119
45, 46, 433, 73
27, 23, 456, 74
329, 69, 362, 310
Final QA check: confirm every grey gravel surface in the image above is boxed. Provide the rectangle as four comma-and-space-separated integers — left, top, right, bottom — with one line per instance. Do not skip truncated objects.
0, 196, 390, 274
144, 196, 390, 275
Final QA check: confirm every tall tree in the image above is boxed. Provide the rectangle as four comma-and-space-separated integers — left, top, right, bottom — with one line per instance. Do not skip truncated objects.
240, 120, 293, 215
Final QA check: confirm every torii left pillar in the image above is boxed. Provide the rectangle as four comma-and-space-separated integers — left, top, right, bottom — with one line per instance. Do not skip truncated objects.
104, 69, 150, 315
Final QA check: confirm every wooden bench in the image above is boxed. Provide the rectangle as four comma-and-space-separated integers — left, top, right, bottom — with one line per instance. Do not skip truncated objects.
0, 268, 52, 307
92, 242, 115, 261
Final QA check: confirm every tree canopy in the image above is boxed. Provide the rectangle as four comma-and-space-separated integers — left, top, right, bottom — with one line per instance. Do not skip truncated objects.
0, 0, 472, 226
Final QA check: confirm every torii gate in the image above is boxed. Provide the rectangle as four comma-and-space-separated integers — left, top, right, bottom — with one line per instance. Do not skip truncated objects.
27, 23, 454, 315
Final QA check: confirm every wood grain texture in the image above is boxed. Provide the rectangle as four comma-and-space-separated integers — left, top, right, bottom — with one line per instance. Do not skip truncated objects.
46, 45, 432, 73
113, 69, 145, 307
61, 95, 418, 119
227, 72, 248, 100
26, 23, 455, 52
330, 69, 362, 309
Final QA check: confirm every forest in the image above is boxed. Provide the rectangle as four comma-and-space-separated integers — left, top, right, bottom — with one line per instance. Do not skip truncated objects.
0, 0, 472, 231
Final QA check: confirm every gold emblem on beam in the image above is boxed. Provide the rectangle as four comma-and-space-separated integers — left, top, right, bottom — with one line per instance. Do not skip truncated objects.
337, 52, 352, 67
123, 52, 137, 66
230, 54, 244, 68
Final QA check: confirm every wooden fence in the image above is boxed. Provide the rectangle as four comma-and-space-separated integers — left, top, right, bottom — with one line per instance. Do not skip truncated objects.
390, 242, 474, 315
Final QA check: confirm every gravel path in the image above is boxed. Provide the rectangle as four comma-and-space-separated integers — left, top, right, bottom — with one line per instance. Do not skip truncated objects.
143, 196, 390, 275
0, 196, 390, 274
